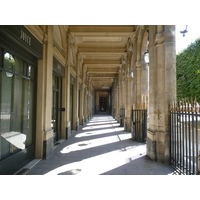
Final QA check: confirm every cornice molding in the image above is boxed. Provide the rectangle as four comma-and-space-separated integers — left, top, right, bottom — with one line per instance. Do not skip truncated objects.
24, 25, 44, 44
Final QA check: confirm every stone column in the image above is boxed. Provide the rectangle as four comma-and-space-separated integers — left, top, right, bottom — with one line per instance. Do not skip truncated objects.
84, 87, 88, 122
135, 62, 141, 104
125, 38, 133, 132
135, 60, 148, 104
79, 65, 84, 126
147, 25, 176, 164
117, 66, 122, 122
82, 65, 87, 122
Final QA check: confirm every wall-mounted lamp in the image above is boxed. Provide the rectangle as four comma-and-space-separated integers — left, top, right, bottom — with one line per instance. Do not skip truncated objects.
130, 70, 134, 78
144, 50, 149, 64
6, 71, 14, 78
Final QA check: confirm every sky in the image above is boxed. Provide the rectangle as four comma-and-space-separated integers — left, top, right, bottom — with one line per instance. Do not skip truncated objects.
176, 25, 200, 54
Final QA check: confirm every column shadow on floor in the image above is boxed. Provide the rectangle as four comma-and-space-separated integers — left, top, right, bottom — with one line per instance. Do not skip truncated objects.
28, 115, 175, 175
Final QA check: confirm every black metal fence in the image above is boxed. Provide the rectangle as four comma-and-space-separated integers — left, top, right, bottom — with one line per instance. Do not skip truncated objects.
112, 108, 116, 119
120, 108, 125, 127
170, 102, 199, 175
132, 105, 147, 143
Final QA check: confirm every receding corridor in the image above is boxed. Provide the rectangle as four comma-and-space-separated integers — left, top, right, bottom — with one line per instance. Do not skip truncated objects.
27, 115, 175, 175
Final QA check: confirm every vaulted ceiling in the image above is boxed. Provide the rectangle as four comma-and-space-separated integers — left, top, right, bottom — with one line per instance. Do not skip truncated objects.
69, 25, 135, 90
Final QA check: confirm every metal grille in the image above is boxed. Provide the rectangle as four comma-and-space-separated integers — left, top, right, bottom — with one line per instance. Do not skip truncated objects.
170, 102, 200, 175
132, 108, 147, 143
120, 108, 125, 127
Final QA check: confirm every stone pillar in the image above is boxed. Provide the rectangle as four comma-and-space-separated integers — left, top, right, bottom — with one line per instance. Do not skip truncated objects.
117, 67, 122, 122
82, 65, 87, 122
147, 25, 176, 164
35, 25, 54, 159
65, 33, 71, 139
87, 91, 90, 119
135, 62, 141, 103
141, 62, 149, 103
79, 85, 84, 126
135, 60, 148, 103
125, 38, 133, 132
84, 87, 88, 122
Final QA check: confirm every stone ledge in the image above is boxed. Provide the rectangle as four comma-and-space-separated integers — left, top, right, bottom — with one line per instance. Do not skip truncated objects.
44, 129, 54, 140
147, 129, 156, 141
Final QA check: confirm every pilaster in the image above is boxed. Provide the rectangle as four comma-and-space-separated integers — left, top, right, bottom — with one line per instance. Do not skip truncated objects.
65, 32, 72, 138
36, 25, 54, 159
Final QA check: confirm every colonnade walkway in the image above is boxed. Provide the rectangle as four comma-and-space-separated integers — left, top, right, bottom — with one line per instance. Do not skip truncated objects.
27, 114, 175, 175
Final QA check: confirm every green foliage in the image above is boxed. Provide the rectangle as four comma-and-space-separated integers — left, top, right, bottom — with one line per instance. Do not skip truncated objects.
176, 37, 200, 102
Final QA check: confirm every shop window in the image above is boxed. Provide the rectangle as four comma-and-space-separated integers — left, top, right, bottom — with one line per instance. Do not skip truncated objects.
0, 51, 36, 160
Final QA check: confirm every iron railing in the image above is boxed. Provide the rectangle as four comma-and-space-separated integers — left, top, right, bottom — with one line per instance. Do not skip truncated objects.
112, 108, 116, 119
170, 102, 200, 175
120, 108, 125, 127
132, 104, 147, 143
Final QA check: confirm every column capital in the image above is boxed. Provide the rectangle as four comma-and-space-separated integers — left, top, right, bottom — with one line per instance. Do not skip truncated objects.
136, 59, 146, 68
155, 26, 175, 46
155, 32, 164, 46
121, 54, 127, 65
126, 38, 133, 52
118, 65, 122, 71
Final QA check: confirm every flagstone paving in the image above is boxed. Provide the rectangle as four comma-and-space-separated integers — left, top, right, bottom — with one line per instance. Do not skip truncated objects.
27, 115, 175, 175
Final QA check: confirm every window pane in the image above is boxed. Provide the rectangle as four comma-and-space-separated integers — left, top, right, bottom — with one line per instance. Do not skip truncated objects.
10, 74, 24, 152
26, 79, 34, 146
0, 71, 12, 158
14, 56, 26, 76
0, 51, 36, 160
4, 53, 14, 72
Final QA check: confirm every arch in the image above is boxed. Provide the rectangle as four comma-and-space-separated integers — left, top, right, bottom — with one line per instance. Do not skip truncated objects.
141, 28, 149, 60
136, 26, 145, 62
53, 25, 63, 50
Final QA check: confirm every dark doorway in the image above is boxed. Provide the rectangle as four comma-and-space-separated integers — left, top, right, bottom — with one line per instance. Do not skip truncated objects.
100, 97, 107, 112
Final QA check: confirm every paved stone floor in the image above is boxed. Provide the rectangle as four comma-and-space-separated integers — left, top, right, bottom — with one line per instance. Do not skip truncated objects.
27, 114, 176, 175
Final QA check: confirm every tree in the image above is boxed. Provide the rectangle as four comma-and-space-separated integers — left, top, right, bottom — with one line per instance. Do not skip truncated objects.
176, 37, 200, 102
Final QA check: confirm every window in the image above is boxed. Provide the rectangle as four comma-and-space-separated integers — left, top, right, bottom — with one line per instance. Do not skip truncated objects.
0, 51, 36, 160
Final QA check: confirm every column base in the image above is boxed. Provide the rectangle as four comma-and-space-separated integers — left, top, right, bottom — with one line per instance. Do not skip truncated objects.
146, 137, 156, 161
76, 121, 79, 131
146, 130, 170, 164
42, 129, 54, 159
124, 117, 131, 132
43, 137, 54, 159
66, 124, 71, 140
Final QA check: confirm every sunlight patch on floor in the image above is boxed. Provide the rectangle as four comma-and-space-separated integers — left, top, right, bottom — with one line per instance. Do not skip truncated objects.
60, 135, 122, 153
87, 121, 112, 125
89, 119, 117, 123
62, 127, 131, 154
82, 123, 119, 130
45, 144, 146, 175
75, 128, 115, 138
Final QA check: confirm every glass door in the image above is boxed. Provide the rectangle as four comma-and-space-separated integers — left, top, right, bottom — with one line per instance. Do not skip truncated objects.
52, 73, 62, 143
70, 84, 74, 130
